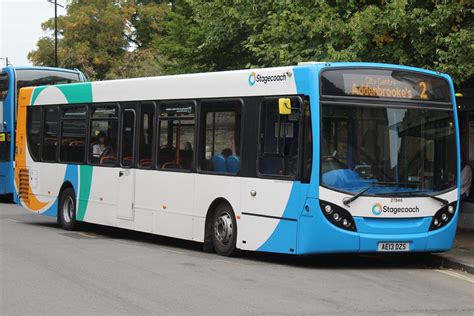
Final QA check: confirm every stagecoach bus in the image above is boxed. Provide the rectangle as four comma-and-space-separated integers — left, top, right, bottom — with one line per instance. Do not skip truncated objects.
14, 62, 459, 256
0, 65, 86, 200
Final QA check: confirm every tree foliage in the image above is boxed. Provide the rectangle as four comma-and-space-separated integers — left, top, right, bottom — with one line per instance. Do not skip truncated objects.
28, 0, 170, 80
29, 0, 473, 87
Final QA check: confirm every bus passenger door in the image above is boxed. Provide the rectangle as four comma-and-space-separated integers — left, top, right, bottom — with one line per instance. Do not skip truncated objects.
239, 97, 307, 253
117, 108, 136, 220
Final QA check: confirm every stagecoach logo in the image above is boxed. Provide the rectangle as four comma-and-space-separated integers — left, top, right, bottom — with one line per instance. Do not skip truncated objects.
248, 71, 287, 86
371, 202, 420, 216
372, 203, 383, 216
248, 72, 257, 86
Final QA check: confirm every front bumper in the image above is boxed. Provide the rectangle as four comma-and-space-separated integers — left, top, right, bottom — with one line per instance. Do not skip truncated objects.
296, 198, 458, 254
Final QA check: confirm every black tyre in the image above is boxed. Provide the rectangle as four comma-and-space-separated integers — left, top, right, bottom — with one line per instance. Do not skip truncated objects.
211, 203, 237, 256
58, 187, 77, 230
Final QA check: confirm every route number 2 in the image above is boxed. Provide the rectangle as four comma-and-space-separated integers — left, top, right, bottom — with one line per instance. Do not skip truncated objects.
418, 81, 428, 100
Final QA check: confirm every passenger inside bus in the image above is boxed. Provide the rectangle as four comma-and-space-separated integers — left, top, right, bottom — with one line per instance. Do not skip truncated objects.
91, 132, 113, 164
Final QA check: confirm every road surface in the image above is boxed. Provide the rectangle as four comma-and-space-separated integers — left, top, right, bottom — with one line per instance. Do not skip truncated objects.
1, 202, 473, 315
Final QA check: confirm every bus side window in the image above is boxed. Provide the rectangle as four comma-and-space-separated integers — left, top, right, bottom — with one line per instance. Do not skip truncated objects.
41, 106, 59, 162
60, 106, 87, 164
89, 105, 119, 166
258, 97, 301, 177
120, 109, 136, 167
199, 99, 242, 174
27, 107, 42, 161
138, 102, 155, 169
157, 101, 195, 171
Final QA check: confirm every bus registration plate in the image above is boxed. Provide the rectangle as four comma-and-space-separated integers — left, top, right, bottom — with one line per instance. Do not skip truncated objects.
377, 242, 410, 252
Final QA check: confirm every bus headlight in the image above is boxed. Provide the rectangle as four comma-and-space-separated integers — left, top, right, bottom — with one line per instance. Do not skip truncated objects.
447, 205, 454, 214
319, 200, 357, 232
429, 202, 457, 231
324, 205, 333, 214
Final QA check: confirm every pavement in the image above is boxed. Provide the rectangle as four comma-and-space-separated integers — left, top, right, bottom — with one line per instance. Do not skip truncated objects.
434, 229, 474, 274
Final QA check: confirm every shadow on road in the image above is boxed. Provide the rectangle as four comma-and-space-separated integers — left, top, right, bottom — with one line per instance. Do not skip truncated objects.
23, 218, 444, 271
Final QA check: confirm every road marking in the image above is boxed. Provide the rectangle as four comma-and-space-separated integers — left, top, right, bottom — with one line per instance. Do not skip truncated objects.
160, 247, 185, 255
215, 259, 245, 266
5, 218, 20, 223
75, 232, 97, 238
436, 269, 474, 283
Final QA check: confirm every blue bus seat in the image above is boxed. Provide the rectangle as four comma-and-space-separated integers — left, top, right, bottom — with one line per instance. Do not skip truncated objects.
226, 154, 240, 174
212, 154, 227, 172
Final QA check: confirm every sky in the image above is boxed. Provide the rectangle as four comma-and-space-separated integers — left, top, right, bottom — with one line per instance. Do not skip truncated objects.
0, 0, 67, 67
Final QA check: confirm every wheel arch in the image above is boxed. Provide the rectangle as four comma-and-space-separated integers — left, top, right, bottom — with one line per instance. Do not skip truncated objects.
58, 181, 75, 198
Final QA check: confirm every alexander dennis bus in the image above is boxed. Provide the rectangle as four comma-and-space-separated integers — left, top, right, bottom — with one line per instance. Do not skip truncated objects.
14, 62, 459, 256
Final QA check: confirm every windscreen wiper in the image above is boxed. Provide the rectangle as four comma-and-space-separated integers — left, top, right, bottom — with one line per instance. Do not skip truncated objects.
343, 186, 371, 206
406, 191, 449, 206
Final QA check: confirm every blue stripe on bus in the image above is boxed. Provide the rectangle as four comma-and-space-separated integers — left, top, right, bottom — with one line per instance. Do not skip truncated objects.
41, 164, 79, 217
257, 66, 315, 254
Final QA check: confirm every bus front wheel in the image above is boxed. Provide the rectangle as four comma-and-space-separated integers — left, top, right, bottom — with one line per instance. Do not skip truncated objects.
212, 203, 237, 256
58, 187, 77, 231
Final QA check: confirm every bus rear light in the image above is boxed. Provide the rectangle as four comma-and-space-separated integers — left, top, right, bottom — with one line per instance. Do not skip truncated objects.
319, 200, 357, 232
429, 202, 457, 231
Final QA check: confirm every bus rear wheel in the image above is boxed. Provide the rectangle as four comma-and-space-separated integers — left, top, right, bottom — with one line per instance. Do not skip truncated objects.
58, 187, 77, 231
212, 203, 237, 256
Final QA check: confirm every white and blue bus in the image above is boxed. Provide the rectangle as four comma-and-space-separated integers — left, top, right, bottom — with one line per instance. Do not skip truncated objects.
15, 62, 459, 255
0, 66, 86, 200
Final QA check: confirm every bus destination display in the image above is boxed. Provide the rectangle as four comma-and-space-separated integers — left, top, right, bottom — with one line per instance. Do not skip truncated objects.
321, 68, 451, 103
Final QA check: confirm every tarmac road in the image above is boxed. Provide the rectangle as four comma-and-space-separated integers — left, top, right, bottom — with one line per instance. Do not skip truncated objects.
1, 202, 473, 315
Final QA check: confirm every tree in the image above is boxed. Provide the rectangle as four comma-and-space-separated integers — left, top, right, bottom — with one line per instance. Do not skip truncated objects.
106, 48, 163, 79
155, 0, 272, 74
28, 0, 170, 80
30, 0, 473, 86
157, 0, 473, 87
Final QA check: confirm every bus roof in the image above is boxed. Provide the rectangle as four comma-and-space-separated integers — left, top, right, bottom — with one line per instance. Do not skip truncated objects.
2, 65, 83, 74
27, 62, 452, 106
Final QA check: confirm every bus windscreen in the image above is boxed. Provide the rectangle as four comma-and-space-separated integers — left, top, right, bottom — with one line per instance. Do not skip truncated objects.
321, 68, 451, 103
